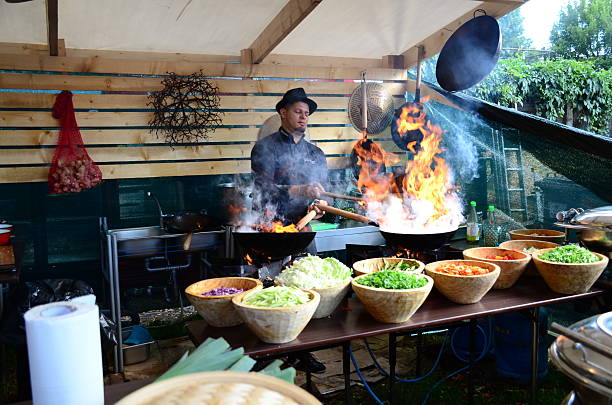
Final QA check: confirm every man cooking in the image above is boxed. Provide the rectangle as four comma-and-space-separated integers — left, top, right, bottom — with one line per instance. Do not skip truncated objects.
250, 88, 330, 373
251, 87, 329, 226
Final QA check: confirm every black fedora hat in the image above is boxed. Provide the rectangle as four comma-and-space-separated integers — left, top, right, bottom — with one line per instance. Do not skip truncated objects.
275, 88, 317, 114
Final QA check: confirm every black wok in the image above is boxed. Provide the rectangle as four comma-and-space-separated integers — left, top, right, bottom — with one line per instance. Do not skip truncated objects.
233, 231, 315, 261
148, 191, 220, 234
380, 229, 457, 251
436, 10, 501, 92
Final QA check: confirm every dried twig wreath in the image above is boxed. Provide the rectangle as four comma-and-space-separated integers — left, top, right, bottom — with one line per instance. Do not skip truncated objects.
147, 70, 224, 146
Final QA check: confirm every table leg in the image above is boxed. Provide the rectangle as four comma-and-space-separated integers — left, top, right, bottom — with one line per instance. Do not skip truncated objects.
343, 341, 351, 405
530, 307, 540, 405
416, 331, 422, 377
468, 318, 476, 405
302, 352, 313, 393
389, 333, 397, 405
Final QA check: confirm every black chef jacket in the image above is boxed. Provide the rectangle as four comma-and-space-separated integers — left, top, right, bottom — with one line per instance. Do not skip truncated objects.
251, 128, 329, 224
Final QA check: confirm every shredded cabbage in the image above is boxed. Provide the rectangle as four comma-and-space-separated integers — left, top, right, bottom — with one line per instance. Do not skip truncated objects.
275, 255, 352, 289
242, 286, 311, 308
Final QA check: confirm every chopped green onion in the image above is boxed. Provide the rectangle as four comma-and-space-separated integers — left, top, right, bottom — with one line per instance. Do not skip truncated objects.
538, 244, 601, 263
356, 270, 428, 290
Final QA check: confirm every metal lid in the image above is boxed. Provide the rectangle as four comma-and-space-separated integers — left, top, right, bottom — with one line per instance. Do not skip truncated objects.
573, 206, 612, 229
549, 312, 612, 398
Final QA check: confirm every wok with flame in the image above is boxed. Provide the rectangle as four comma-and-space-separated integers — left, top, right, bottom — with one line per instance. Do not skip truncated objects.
233, 220, 315, 261
348, 99, 462, 250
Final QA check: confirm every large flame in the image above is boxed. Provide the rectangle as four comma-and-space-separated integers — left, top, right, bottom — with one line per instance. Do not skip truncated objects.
254, 221, 299, 233
354, 102, 462, 234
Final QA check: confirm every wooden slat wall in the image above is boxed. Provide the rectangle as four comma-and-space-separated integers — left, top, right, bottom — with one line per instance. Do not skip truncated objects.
0, 51, 454, 183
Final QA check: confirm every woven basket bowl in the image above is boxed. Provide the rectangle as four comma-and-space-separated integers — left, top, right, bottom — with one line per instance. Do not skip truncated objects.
115, 371, 321, 405
499, 240, 560, 276
352, 257, 425, 277
185, 277, 263, 327
425, 260, 500, 304
351, 274, 433, 323
509, 229, 565, 244
463, 247, 530, 289
311, 278, 352, 319
532, 248, 609, 294
232, 289, 320, 344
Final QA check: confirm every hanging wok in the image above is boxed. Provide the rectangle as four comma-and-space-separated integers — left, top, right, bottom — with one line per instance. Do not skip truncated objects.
436, 9, 502, 92
233, 231, 316, 261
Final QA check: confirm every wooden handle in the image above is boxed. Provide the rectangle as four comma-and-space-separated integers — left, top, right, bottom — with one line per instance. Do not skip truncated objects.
296, 210, 317, 231
183, 232, 193, 251
315, 204, 378, 226
320, 191, 365, 203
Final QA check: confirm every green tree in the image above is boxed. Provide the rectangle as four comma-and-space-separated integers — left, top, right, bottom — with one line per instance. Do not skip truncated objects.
550, 0, 612, 63
499, 9, 532, 50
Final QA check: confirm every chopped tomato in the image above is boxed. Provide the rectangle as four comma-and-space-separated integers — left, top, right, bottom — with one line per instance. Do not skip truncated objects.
486, 255, 515, 260
435, 263, 491, 276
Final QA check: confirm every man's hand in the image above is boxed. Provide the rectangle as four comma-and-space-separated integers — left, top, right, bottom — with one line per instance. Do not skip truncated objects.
310, 199, 328, 220
288, 182, 325, 199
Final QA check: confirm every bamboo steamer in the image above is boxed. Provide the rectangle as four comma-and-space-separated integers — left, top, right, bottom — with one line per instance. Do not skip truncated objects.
115, 371, 321, 405
232, 289, 320, 344
185, 277, 263, 327
499, 240, 560, 276
311, 278, 352, 319
509, 229, 565, 244
463, 247, 530, 289
352, 257, 425, 277
351, 274, 433, 323
532, 248, 609, 294
425, 260, 500, 304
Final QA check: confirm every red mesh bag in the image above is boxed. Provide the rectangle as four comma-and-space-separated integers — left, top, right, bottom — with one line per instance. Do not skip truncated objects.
48, 91, 102, 194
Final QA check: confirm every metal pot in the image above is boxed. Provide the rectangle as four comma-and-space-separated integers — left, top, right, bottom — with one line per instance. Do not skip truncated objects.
549, 312, 612, 405
217, 182, 252, 226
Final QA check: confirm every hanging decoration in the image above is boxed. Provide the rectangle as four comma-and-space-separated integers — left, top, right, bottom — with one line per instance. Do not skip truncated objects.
147, 70, 224, 147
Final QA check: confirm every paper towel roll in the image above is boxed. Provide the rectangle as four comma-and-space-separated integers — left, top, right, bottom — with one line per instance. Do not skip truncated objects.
25, 301, 104, 405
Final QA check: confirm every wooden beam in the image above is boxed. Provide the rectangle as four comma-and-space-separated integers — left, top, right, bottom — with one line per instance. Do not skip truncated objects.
400, 2, 524, 69
240, 49, 253, 65
382, 55, 404, 69
57, 39, 66, 57
45, 0, 59, 56
469, 0, 525, 3
248, 0, 322, 64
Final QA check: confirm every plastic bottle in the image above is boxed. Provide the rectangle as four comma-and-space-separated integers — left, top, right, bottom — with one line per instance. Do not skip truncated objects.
466, 201, 480, 245
483, 205, 499, 247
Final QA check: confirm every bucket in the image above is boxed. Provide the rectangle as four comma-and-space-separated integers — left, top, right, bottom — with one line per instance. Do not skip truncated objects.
450, 318, 492, 362
493, 309, 549, 382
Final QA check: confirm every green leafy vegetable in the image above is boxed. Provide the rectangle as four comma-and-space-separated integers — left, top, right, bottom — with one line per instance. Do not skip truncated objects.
380, 260, 419, 272
242, 286, 311, 308
538, 244, 601, 263
356, 270, 428, 290
275, 255, 352, 289
157, 337, 296, 384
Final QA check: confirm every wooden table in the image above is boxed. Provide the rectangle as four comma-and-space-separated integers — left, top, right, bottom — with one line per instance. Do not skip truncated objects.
186, 277, 608, 405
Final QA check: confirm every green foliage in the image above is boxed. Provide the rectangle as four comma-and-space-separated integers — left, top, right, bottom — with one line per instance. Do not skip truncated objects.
468, 56, 612, 134
498, 9, 532, 50
550, 0, 612, 64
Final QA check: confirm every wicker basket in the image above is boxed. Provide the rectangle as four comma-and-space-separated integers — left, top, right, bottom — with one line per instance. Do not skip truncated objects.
232, 289, 320, 344
509, 229, 565, 244
185, 277, 263, 327
532, 248, 609, 294
351, 274, 433, 323
115, 371, 321, 405
463, 247, 530, 289
499, 240, 560, 276
352, 257, 425, 277
425, 260, 500, 304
